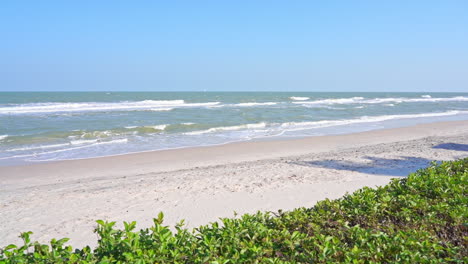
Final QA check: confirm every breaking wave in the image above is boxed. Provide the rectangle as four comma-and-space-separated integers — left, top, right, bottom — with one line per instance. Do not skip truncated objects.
290, 97, 310, 101
185, 122, 267, 135
293, 96, 468, 106
0, 100, 220, 114
186, 110, 467, 136
280, 110, 466, 131
234, 102, 278, 107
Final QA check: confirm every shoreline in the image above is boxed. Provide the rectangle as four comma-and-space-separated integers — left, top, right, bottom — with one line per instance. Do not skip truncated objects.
2, 120, 468, 179
3, 120, 468, 176
1, 120, 468, 248
2, 108, 468, 167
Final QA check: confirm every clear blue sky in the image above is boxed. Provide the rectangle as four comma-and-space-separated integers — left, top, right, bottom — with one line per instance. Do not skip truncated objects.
1, 1, 467, 92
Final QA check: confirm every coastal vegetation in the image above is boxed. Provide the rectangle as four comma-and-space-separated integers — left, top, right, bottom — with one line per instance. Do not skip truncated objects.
1, 158, 467, 263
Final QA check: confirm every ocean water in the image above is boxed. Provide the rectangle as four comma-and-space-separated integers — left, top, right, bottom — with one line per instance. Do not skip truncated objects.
1, 92, 468, 166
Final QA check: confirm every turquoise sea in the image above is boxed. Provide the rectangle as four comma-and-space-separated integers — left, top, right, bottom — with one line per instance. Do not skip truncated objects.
1, 92, 468, 166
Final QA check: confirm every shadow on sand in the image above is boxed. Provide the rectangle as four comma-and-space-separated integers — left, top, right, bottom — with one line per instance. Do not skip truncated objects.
289, 156, 433, 177
433, 143, 468, 152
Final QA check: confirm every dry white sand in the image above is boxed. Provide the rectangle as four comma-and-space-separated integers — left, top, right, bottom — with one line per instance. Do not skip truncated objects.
1, 120, 468, 248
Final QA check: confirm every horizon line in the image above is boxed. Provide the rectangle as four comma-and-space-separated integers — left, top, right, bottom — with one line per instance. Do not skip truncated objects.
0, 90, 466, 93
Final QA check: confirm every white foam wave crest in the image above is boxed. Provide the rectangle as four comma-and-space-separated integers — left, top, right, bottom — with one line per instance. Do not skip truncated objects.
151, 124, 168, 130
125, 124, 168, 131
280, 110, 466, 131
149, 108, 174, 112
235, 102, 277, 107
0, 100, 220, 114
294, 97, 364, 105
290, 96, 310, 101
182, 102, 220, 107
126, 124, 170, 129
364, 97, 468, 104
70, 139, 99, 145
421, 95, 432, 98
185, 122, 267, 135
294, 96, 468, 106
0, 135, 8, 141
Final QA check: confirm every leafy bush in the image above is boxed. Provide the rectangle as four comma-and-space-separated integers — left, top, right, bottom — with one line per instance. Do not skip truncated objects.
1, 158, 467, 263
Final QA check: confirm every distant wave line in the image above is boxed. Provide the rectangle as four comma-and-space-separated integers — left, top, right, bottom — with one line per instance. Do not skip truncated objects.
0, 100, 220, 114
232, 102, 278, 107
293, 96, 468, 106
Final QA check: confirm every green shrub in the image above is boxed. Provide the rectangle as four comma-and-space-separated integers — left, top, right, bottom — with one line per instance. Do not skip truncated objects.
1, 158, 467, 263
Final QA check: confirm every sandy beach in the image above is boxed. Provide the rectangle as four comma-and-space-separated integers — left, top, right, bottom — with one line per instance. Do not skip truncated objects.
1, 120, 468, 248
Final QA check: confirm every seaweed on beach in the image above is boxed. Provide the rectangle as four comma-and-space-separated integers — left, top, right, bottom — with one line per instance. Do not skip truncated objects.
1, 158, 467, 263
